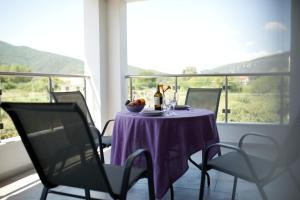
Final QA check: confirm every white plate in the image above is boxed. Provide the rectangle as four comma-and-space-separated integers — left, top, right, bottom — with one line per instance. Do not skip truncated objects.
174, 105, 191, 110
140, 110, 165, 116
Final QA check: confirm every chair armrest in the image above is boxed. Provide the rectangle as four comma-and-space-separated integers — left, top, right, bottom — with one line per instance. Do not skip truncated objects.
238, 132, 280, 153
203, 143, 261, 181
89, 125, 101, 137
101, 119, 115, 136
89, 126, 104, 163
120, 149, 153, 197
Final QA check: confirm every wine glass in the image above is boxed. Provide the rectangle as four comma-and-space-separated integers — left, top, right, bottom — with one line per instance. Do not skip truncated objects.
163, 98, 172, 116
169, 92, 178, 115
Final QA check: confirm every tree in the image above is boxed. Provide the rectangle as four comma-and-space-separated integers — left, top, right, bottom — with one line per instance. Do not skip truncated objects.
182, 66, 197, 74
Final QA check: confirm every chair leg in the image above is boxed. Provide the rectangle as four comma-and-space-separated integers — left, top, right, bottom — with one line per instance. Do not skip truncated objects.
40, 186, 49, 200
256, 183, 267, 200
231, 177, 238, 200
170, 184, 174, 200
85, 189, 91, 200
199, 167, 206, 200
188, 157, 210, 187
120, 193, 127, 200
147, 176, 155, 200
206, 172, 211, 187
99, 142, 105, 163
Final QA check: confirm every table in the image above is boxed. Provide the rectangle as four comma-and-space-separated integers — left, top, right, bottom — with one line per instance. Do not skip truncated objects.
111, 109, 220, 199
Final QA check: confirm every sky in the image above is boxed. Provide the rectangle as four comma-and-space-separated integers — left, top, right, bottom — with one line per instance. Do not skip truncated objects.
0, 0, 84, 60
127, 0, 291, 73
0, 0, 291, 74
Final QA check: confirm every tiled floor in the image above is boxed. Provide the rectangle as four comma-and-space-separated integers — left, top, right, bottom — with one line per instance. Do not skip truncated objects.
1, 148, 299, 200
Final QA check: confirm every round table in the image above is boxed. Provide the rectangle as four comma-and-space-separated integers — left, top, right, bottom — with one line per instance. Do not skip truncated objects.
111, 108, 220, 199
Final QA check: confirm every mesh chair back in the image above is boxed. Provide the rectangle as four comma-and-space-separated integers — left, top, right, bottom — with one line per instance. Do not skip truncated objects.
1, 103, 110, 192
185, 88, 222, 120
51, 91, 94, 126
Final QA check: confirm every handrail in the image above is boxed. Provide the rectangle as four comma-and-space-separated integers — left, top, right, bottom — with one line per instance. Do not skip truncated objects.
125, 72, 290, 78
0, 71, 89, 78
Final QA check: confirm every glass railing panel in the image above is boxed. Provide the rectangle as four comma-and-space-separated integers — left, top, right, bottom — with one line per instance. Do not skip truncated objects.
177, 76, 225, 122
281, 76, 290, 124
1, 76, 50, 102
227, 75, 289, 124
0, 75, 87, 140
51, 77, 85, 94
0, 76, 50, 139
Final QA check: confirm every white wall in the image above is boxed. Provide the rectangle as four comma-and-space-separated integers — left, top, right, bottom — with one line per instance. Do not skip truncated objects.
106, 0, 128, 118
0, 140, 32, 181
84, 0, 127, 129
84, 0, 102, 128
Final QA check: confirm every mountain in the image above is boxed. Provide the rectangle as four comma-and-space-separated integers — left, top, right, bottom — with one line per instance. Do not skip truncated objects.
3, 40, 287, 76
0, 40, 84, 74
128, 66, 165, 75
0, 40, 165, 75
201, 52, 290, 74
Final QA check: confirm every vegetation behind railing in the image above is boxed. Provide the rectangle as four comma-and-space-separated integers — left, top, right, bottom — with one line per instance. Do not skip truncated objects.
0, 71, 88, 140
126, 72, 290, 124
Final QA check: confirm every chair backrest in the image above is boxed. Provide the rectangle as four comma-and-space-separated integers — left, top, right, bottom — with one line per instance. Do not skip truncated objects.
1, 102, 111, 193
185, 88, 222, 120
51, 91, 94, 126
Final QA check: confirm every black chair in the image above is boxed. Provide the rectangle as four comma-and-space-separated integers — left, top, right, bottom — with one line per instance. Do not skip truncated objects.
51, 91, 114, 162
1, 102, 155, 200
199, 113, 300, 200
185, 88, 222, 186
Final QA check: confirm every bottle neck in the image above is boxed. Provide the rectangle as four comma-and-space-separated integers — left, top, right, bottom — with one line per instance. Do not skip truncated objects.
157, 85, 160, 93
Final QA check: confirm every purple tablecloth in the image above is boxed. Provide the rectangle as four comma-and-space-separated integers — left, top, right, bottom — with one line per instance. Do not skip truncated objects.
111, 109, 220, 199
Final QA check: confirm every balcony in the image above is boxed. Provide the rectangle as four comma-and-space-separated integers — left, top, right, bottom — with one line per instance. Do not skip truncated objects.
0, 70, 298, 200
0, 0, 300, 199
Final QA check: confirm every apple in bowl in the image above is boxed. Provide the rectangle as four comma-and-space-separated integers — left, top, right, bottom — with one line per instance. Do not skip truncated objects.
125, 98, 146, 113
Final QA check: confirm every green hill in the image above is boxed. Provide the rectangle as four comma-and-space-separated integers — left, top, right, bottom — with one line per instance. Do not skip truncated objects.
128, 65, 165, 75
0, 40, 166, 75
0, 40, 290, 75
201, 52, 290, 74
0, 40, 84, 74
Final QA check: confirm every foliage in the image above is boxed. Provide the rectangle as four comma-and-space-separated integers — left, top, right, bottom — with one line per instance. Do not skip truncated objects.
130, 75, 289, 124
0, 65, 33, 90
0, 70, 78, 140
182, 66, 197, 74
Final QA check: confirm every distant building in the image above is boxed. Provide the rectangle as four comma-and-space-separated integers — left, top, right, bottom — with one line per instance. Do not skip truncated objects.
239, 76, 249, 85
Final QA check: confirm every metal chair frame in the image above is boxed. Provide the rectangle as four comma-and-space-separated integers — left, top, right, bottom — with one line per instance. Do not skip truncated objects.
1, 102, 155, 200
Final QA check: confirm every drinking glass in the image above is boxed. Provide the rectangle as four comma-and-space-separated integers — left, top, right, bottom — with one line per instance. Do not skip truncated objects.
170, 92, 178, 115
163, 98, 172, 116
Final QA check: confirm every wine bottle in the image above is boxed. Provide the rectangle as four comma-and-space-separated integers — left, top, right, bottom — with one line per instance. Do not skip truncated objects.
154, 85, 163, 110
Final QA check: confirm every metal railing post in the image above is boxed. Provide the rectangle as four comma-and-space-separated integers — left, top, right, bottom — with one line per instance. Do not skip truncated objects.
129, 77, 133, 101
280, 75, 284, 124
225, 76, 229, 123
175, 76, 178, 92
48, 77, 53, 102
83, 77, 87, 99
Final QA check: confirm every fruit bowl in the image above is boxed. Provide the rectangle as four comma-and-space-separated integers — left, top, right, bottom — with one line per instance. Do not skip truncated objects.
126, 104, 145, 113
